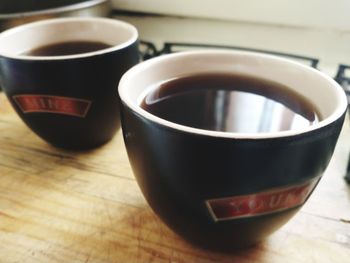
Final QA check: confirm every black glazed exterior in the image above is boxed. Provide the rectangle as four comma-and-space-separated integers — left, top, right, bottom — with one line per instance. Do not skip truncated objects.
0, 41, 138, 149
120, 102, 345, 249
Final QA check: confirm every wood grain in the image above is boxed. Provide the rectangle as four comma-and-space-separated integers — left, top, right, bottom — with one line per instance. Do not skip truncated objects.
0, 93, 350, 263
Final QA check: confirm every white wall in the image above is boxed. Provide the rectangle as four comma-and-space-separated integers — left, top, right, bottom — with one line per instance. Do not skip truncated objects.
112, 0, 350, 31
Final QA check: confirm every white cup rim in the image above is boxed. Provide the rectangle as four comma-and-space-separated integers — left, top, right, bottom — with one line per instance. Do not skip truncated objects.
119, 50, 347, 139
0, 17, 138, 60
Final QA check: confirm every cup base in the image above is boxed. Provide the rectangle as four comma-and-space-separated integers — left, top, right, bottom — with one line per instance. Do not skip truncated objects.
47, 134, 116, 150
150, 204, 300, 251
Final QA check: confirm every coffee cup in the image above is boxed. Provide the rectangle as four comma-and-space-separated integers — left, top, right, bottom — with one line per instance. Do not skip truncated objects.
0, 17, 138, 149
118, 50, 347, 249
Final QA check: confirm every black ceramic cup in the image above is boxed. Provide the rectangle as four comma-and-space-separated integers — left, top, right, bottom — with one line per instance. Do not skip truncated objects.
0, 17, 138, 149
118, 51, 347, 250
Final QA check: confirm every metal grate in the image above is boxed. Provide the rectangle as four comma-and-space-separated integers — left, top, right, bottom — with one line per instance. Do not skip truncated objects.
335, 64, 350, 183
335, 64, 350, 97
162, 42, 319, 68
139, 40, 319, 68
139, 40, 159, 60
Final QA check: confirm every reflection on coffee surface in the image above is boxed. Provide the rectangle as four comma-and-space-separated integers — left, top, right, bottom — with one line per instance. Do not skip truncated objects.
23, 41, 112, 56
141, 73, 320, 133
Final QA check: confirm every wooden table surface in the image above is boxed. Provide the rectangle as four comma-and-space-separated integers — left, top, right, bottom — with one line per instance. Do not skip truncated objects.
0, 92, 350, 263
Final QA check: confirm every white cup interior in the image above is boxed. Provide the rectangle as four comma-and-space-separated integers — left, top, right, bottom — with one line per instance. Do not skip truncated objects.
119, 50, 347, 139
0, 17, 138, 60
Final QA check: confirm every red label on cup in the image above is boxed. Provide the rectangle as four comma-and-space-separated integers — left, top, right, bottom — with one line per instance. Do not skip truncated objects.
13, 94, 92, 118
205, 177, 320, 222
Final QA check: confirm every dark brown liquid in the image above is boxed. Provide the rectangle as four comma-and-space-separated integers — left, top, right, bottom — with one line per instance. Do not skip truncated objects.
141, 73, 320, 133
23, 41, 112, 56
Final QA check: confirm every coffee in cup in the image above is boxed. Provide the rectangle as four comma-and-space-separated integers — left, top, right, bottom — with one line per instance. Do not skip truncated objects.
141, 72, 320, 133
